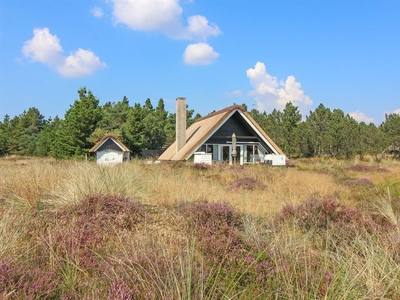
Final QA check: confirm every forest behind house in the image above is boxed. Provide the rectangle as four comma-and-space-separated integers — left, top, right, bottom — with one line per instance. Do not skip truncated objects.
1, 87, 399, 160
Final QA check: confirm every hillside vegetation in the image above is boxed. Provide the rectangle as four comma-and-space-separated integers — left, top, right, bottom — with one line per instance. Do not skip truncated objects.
1, 157, 399, 299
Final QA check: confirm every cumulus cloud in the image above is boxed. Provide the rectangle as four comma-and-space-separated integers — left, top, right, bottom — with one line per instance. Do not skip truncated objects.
57, 48, 107, 77
110, 0, 221, 40
393, 109, 400, 115
111, 0, 182, 32
22, 28, 106, 77
349, 110, 374, 123
183, 43, 219, 65
110, 0, 221, 65
91, 6, 104, 18
246, 62, 312, 112
22, 27, 63, 66
185, 15, 221, 40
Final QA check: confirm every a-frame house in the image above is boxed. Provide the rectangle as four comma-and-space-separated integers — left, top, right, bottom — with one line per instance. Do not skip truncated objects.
158, 98, 285, 165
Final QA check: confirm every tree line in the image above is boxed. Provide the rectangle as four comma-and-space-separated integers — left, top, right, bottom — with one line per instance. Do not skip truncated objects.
0, 87, 399, 160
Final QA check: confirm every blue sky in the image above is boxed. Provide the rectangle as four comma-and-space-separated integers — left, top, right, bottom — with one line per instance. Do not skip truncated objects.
1, 0, 399, 124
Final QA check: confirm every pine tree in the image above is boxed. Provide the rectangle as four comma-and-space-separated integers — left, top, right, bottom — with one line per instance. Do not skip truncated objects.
6, 108, 46, 156
123, 103, 146, 156
0, 115, 11, 155
97, 96, 130, 132
57, 87, 102, 158
35, 116, 61, 157
281, 102, 301, 157
380, 113, 400, 146
306, 104, 332, 156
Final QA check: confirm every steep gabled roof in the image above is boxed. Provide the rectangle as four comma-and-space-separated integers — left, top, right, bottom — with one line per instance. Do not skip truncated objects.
158, 105, 283, 161
89, 135, 130, 153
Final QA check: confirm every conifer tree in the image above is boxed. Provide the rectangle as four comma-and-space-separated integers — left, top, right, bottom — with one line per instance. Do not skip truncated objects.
123, 102, 146, 156
56, 87, 102, 158
281, 102, 301, 157
0, 115, 11, 155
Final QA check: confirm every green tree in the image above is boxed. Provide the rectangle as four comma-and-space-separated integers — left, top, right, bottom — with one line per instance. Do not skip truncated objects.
123, 103, 146, 156
56, 87, 102, 158
6, 108, 46, 156
294, 121, 314, 157
249, 108, 268, 131
328, 108, 346, 156
357, 122, 380, 160
88, 95, 130, 145
380, 112, 400, 146
97, 96, 130, 132
0, 115, 11, 155
281, 102, 302, 157
149, 98, 168, 149
264, 109, 284, 149
34, 116, 62, 157
340, 114, 359, 159
306, 104, 332, 156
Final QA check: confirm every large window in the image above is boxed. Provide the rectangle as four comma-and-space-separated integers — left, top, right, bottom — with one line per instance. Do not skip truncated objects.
245, 144, 266, 164
196, 143, 266, 165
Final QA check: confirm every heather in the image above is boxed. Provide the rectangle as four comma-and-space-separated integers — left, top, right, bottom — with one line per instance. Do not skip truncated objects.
1, 157, 400, 299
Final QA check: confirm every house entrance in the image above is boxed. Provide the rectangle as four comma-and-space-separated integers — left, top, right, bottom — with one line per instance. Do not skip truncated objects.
218, 145, 243, 165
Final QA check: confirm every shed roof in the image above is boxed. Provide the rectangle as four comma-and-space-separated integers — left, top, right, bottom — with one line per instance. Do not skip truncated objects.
89, 135, 130, 153
158, 105, 283, 161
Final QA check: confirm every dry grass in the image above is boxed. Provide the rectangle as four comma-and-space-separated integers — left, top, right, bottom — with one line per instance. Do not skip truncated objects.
1, 156, 399, 213
1, 156, 400, 298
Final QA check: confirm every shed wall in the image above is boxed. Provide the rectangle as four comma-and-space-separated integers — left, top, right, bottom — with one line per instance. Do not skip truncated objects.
96, 149, 123, 165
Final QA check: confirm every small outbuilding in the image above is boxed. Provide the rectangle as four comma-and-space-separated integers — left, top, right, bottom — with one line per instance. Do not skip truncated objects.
89, 135, 130, 165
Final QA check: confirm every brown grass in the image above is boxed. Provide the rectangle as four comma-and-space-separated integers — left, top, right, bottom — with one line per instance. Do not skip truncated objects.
1, 156, 399, 298
1, 156, 399, 214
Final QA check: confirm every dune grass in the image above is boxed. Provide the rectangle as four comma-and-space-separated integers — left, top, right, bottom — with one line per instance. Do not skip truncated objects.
0, 156, 399, 299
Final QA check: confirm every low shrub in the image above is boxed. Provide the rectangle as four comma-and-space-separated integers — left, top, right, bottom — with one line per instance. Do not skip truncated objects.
191, 162, 212, 170
343, 178, 374, 186
0, 260, 59, 299
71, 194, 145, 230
348, 164, 389, 173
226, 177, 266, 191
277, 198, 396, 236
277, 198, 356, 231
107, 278, 136, 300
178, 200, 245, 260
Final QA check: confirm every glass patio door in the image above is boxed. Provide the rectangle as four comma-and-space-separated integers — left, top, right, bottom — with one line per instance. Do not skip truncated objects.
218, 145, 243, 165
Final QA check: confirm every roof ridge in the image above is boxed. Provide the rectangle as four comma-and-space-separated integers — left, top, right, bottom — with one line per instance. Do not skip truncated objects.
194, 104, 245, 123
89, 134, 130, 152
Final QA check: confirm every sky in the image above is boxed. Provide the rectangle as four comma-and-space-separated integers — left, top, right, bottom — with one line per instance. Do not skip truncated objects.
1, 0, 399, 125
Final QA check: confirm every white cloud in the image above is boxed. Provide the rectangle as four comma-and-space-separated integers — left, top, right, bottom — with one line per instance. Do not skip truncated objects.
111, 0, 221, 40
22, 28, 106, 77
349, 110, 374, 123
111, 0, 182, 32
185, 15, 221, 40
277, 76, 312, 107
393, 109, 400, 115
57, 48, 107, 77
225, 90, 243, 97
110, 0, 221, 63
246, 62, 312, 112
22, 28, 63, 66
183, 43, 219, 65
91, 6, 104, 18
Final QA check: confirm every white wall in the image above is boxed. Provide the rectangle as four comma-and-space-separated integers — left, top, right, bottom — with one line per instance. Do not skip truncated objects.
96, 149, 123, 165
